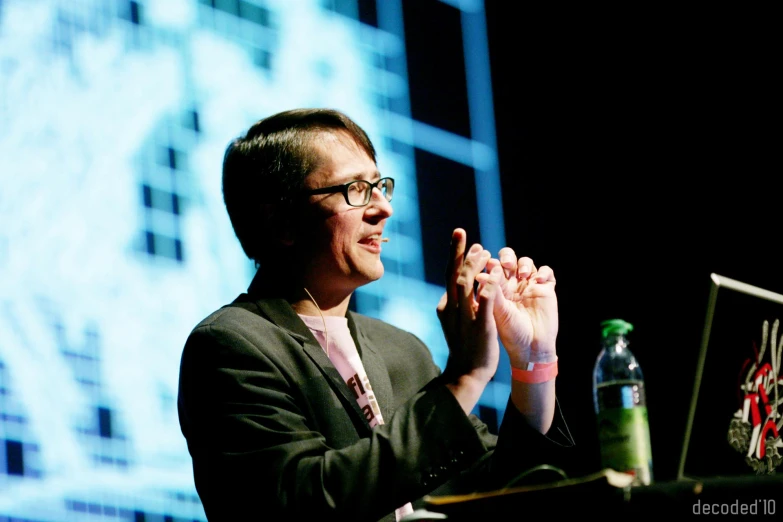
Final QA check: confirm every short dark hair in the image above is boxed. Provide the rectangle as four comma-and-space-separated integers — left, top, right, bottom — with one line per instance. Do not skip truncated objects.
222, 108, 377, 264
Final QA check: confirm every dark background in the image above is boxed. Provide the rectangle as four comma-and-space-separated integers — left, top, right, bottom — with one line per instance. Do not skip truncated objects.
402, 1, 781, 481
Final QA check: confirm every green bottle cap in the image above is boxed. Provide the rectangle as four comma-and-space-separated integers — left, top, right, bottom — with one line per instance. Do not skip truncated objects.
600, 318, 634, 338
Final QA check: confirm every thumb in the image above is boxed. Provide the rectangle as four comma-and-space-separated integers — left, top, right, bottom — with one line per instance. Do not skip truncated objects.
491, 272, 517, 327
436, 291, 448, 315
476, 266, 503, 328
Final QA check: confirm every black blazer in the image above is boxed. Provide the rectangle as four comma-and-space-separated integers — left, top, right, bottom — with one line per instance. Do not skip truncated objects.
178, 284, 574, 521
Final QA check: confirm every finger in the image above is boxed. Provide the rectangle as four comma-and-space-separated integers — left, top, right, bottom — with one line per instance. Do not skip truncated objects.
436, 290, 457, 343
445, 228, 467, 305
476, 258, 499, 306
487, 257, 516, 300
497, 247, 517, 279
457, 244, 490, 317
476, 265, 503, 327
479, 265, 508, 305
517, 256, 537, 281
436, 291, 448, 315
498, 247, 517, 267
486, 257, 501, 275
475, 272, 488, 303
493, 272, 508, 306
534, 265, 556, 284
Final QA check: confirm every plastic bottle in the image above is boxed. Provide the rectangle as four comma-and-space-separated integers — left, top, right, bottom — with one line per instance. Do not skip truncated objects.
592, 318, 653, 486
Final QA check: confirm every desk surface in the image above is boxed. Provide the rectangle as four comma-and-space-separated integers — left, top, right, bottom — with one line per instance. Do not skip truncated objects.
425, 473, 783, 519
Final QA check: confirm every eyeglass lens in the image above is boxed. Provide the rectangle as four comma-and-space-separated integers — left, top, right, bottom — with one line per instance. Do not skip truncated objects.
347, 179, 393, 206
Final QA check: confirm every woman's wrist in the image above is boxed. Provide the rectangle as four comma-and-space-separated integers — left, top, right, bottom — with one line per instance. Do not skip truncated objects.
510, 358, 558, 384
509, 350, 558, 368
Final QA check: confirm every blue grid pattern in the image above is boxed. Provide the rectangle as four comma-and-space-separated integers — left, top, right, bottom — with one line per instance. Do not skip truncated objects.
57, 321, 132, 470
0, 0, 503, 518
0, 360, 43, 484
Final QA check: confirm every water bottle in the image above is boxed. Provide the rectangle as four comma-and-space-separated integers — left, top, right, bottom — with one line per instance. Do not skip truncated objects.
592, 318, 653, 486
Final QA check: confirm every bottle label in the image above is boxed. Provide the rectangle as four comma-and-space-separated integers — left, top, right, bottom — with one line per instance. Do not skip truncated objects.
597, 406, 653, 485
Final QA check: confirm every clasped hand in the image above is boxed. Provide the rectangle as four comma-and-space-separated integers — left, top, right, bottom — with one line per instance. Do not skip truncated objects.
437, 228, 559, 383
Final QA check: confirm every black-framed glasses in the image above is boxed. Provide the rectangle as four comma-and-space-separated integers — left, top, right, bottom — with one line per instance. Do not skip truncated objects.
302, 177, 395, 207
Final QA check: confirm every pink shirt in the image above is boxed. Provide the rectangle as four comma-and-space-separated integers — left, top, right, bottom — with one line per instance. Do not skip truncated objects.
300, 314, 414, 521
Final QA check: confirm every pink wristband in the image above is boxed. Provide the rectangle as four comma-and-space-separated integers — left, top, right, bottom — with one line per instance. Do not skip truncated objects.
511, 359, 558, 383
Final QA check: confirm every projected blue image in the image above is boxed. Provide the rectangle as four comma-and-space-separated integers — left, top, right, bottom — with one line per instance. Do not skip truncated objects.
0, 0, 501, 520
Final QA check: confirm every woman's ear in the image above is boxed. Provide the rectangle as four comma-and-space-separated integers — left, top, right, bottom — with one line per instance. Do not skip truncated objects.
262, 203, 295, 246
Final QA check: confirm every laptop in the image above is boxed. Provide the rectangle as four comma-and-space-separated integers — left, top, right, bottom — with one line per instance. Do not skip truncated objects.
678, 273, 783, 480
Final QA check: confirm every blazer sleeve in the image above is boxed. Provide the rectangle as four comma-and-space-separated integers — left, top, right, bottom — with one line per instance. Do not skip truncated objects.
177, 318, 495, 522
421, 395, 576, 501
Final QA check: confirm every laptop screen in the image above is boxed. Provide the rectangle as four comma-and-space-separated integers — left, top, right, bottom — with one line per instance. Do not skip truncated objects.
678, 273, 783, 480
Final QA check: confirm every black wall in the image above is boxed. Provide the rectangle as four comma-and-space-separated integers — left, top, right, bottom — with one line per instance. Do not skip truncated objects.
403, 0, 779, 481
486, 4, 781, 480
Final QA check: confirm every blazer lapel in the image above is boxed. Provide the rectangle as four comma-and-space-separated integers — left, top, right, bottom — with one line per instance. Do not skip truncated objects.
347, 312, 394, 421
252, 298, 373, 434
